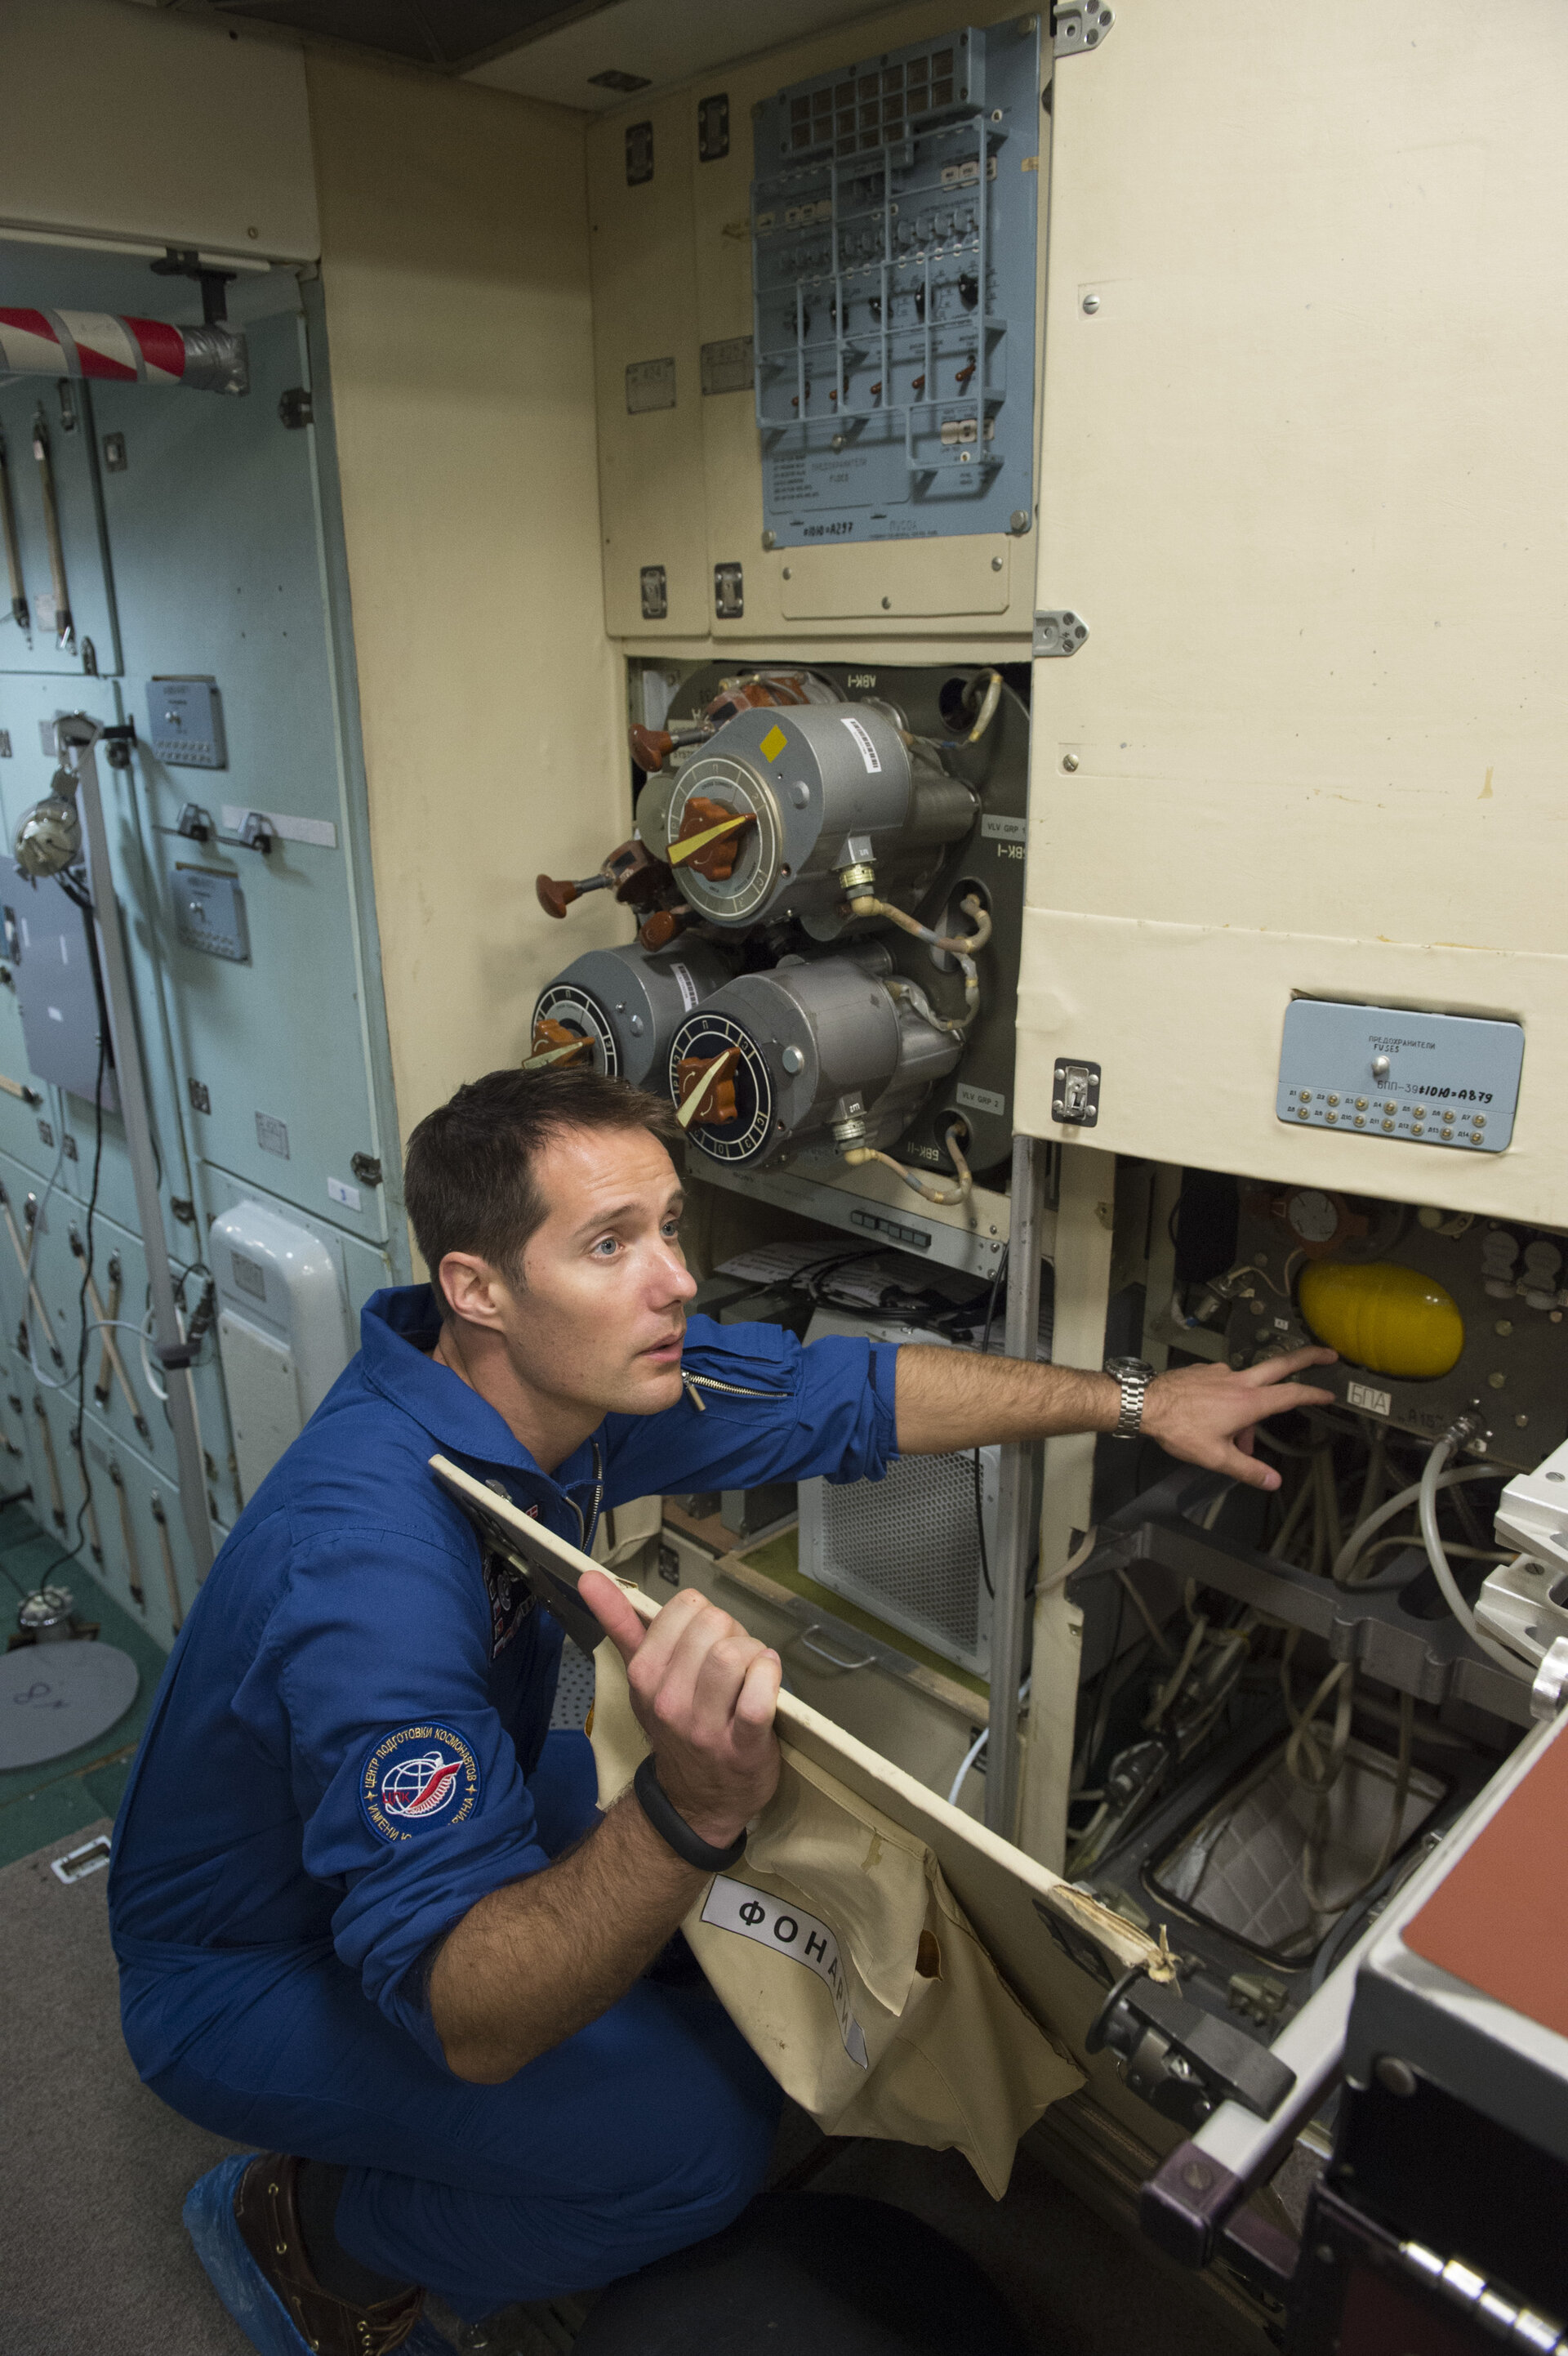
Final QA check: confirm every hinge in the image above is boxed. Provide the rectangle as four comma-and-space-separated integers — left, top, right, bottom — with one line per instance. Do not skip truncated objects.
1034, 609, 1089, 657
1054, 2, 1115, 57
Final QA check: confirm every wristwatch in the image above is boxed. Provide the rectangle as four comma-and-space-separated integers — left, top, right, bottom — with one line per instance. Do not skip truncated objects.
1104, 1354, 1156, 1439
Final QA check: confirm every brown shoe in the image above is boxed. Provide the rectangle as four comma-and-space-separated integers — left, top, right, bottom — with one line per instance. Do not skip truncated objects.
234, 2153, 425, 2356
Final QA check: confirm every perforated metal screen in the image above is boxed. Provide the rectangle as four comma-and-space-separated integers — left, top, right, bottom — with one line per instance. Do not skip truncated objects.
800, 1444, 996, 1676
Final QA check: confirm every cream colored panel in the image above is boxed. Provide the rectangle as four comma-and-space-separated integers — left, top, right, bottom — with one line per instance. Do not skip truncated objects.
307, 57, 625, 1142
1018, 0, 1568, 1217
591, 0, 1046, 647
1017, 912, 1563, 1226
586, 95, 712, 637
0, 0, 318, 261
780, 537, 1011, 619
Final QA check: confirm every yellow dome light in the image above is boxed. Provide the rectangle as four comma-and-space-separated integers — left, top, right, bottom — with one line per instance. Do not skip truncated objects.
1297, 1260, 1465, 1381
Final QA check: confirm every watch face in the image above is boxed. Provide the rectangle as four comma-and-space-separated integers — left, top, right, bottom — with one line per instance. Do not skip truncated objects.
1106, 1357, 1153, 1379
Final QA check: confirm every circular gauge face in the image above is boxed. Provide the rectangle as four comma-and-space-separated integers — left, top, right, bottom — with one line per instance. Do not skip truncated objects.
1285, 1187, 1340, 1245
666, 758, 782, 926
668, 1011, 774, 1165
532, 986, 619, 1077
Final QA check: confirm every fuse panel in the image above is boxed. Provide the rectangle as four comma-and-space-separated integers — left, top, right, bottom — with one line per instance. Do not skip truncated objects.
751, 18, 1040, 548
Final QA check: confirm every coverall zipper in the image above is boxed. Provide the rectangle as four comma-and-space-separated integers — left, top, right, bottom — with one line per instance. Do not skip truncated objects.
682, 1371, 788, 1402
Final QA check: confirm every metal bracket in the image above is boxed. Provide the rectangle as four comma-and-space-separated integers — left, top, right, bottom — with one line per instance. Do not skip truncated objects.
1033, 609, 1089, 657
1052, 1058, 1101, 1127
1089, 1966, 1297, 2134
714, 560, 744, 620
176, 802, 272, 856
1054, 2, 1115, 56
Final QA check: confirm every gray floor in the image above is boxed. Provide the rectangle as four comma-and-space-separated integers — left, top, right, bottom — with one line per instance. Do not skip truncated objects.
3, 1818, 1260, 2356
1, 1818, 252, 2356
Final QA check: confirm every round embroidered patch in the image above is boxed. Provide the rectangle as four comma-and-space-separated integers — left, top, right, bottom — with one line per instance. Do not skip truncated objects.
361, 1724, 482, 1844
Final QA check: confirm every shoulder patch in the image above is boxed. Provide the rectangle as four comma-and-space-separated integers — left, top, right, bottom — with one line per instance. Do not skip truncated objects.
360, 1724, 482, 1844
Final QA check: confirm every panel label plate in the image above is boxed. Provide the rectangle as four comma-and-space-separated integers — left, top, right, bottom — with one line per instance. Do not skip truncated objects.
1276, 998, 1524, 1151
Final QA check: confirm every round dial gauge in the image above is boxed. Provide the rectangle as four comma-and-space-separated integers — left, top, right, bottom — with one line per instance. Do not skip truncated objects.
668, 1012, 774, 1165
532, 985, 619, 1077
1285, 1188, 1340, 1245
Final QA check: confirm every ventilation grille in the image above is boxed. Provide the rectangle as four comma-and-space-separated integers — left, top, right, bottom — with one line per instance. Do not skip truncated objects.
800, 1445, 996, 1676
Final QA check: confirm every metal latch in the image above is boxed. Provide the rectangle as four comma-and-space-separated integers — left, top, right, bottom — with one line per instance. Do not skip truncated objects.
1087, 1965, 1297, 2131
1052, 1058, 1101, 1127
714, 560, 744, 620
1054, 2, 1115, 56
1033, 609, 1089, 657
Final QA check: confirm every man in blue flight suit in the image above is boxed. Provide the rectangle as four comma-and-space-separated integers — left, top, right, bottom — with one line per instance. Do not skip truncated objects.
109, 1066, 1331, 2356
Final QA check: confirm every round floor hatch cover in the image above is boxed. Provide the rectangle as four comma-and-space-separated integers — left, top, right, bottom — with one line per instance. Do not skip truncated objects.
0, 1640, 140, 1770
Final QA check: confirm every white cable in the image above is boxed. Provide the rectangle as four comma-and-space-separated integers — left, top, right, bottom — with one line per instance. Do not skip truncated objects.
947, 1674, 1031, 1809
1331, 1462, 1501, 1586
947, 1725, 989, 1808
1418, 1435, 1534, 1679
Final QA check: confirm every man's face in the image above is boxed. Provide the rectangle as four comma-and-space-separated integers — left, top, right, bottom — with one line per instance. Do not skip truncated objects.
485, 1126, 697, 1422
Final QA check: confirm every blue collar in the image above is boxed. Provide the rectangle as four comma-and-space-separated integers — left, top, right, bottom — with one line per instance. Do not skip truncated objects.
358, 1285, 603, 1506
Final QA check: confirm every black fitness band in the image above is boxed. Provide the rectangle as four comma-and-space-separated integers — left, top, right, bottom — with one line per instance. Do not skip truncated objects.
632, 1754, 746, 1872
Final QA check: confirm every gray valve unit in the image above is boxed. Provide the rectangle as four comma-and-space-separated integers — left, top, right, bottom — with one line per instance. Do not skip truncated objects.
528, 661, 1030, 1187
530, 939, 733, 1089
667, 944, 961, 1171
638, 702, 978, 941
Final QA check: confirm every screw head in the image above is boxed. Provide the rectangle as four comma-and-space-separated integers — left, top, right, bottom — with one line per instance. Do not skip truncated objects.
761, 529, 776, 550
1081, 291, 1100, 314
1180, 2160, 1213, 2192
1375, 2055, 1419, 2098
991, 555, 1004, 571
782, 565, 792, 579
1062, 752, 1079, 771
880, 595, 892, 609
1009, 508, 1031, 533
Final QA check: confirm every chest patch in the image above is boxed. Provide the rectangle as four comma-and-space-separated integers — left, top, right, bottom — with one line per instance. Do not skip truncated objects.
484, 1543, 538, 1659
361, 1724, 482, 1843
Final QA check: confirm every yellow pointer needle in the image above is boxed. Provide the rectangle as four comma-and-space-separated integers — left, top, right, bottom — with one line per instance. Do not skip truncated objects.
676, 1048, 741, 1131
523, 1037, 591, 1072
668, 811, 754, 868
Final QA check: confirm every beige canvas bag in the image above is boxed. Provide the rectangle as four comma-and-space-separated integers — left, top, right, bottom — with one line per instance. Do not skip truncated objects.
589, 1631, 1084, 2199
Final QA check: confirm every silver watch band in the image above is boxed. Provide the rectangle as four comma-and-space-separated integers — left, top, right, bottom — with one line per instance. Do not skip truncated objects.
1106, 1358, 1153, 1439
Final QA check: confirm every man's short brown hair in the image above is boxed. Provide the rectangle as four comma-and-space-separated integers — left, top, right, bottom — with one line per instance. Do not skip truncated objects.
403, 1066, 679, 1314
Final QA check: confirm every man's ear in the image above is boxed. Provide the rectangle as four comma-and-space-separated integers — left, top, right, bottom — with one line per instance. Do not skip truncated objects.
439, 1252, 506, 1329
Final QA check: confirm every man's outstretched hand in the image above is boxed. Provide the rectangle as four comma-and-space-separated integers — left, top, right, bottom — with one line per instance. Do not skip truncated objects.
1141, 1347, 1337, 1492
580, 1570, 782, 1849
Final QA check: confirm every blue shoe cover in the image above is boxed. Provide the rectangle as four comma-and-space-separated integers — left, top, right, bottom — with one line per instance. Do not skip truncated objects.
183, 2153, 450, 2354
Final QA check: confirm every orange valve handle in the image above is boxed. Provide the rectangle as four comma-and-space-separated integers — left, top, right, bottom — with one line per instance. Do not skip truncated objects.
523, 1019, 592, 1073
536, 872, 610, 920
669, 808, 755, 873
675, 1048, 742, 1130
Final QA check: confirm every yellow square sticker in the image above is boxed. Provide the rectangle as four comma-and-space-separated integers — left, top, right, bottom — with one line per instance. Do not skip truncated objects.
759, 723, 788, 765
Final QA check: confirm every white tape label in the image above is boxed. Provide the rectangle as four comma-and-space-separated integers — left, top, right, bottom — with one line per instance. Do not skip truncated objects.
702, 1874, 868, 2068
670, 962, 700, 1013
1346, 1380, 1392, 1417
839, 715, 882, 774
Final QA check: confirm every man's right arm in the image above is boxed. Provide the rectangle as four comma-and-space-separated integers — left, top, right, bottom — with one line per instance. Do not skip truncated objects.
429, 1579, 780, 2083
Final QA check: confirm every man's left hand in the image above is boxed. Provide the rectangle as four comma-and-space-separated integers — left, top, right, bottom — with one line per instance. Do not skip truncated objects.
1140, 1347, 1337, 1493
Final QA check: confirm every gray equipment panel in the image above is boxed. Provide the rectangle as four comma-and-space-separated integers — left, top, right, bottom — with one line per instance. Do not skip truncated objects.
0, 857, 117, 1109
144, 675, 225, 767
1276, 998, 1523, 1152
752, 17, 1040, 547
171, 865, 248, 962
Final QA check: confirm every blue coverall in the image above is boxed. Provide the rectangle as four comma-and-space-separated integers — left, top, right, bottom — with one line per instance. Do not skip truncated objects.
109, 1286, 900, 2319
